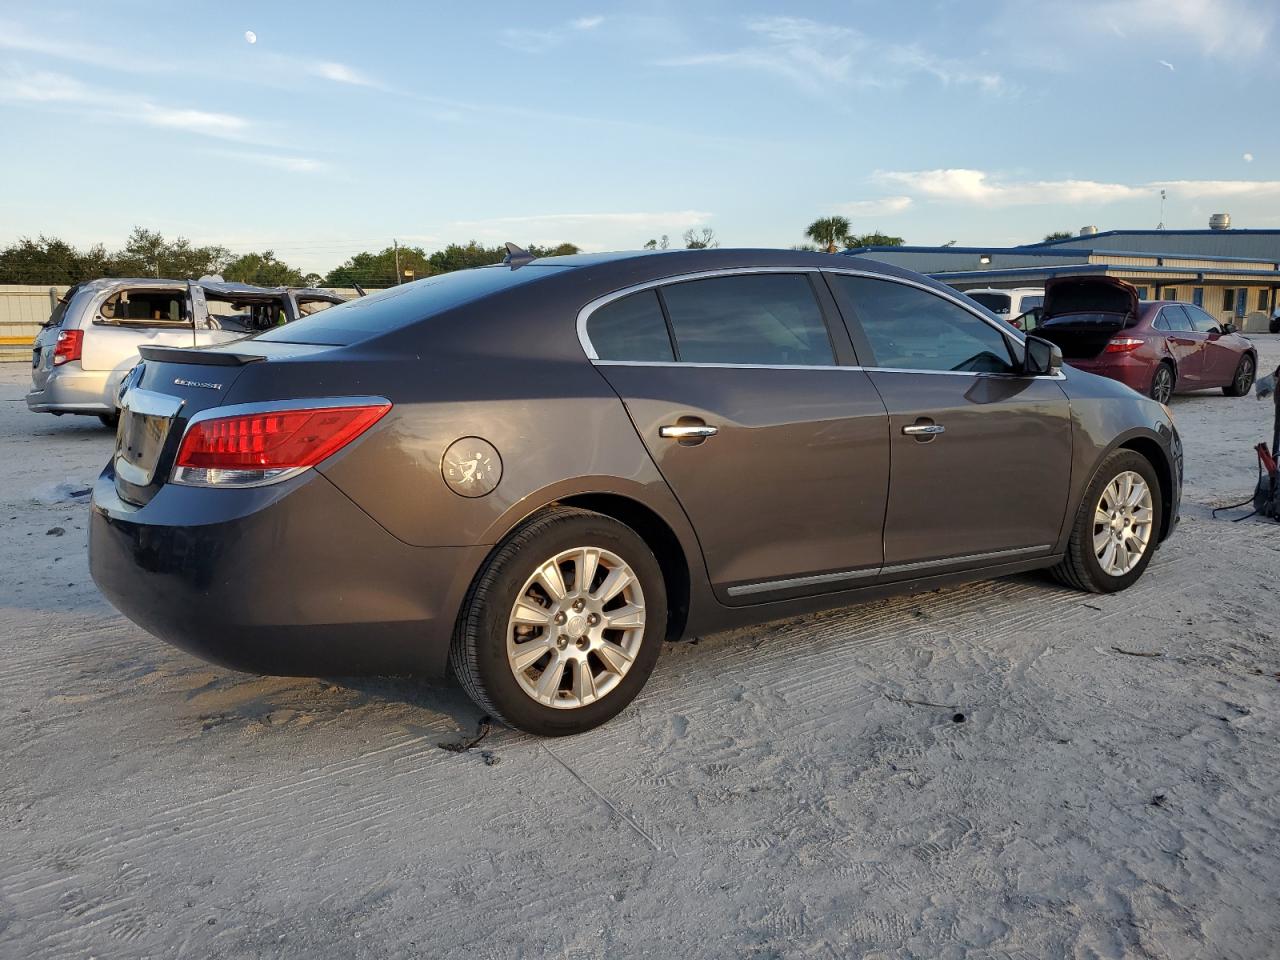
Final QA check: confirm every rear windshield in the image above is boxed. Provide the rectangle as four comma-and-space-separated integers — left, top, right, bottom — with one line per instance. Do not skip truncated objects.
255, 265, 568, 345
968, 292, 1011, 314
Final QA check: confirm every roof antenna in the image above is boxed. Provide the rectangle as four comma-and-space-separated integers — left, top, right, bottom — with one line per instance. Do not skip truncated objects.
503, 242, 536, 267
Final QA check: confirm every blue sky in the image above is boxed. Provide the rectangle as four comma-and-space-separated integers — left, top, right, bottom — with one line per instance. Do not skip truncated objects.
2, 0, 1278, 272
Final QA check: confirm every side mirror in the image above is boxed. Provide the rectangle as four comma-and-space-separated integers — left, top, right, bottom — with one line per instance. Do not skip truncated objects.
1022, 335, 1062, 376
1221, 321, 1237, 334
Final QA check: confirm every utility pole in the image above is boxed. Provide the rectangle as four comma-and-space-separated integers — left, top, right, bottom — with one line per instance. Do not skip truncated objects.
393, 239, 402, 285
1157, 189, 1166, 230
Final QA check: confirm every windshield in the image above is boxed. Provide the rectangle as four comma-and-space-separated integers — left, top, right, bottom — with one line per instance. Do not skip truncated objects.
968, 292, 1011, 314
255, 265, 569, 346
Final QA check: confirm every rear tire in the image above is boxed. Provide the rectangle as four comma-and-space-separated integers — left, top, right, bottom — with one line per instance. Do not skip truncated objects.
98, 412, 119, 430
449, 506, 667, 736
1149, 363, 1175, 403
1223, 353, 1255, 397
1050, 450, 1162, 594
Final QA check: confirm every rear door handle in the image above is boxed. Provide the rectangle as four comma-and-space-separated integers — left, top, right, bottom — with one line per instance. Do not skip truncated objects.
902, 423, 945, 436
660, 424, 718, 440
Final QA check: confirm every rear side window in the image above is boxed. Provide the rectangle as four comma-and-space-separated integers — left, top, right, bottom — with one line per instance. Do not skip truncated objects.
1160, 306, 1193, 332
587, 290, 674, 361
659, 274, 834, 366
833, 275, 1016, 374
99, 290, 189, 326
256, 265, 568, 345
968, 292, 1011, 315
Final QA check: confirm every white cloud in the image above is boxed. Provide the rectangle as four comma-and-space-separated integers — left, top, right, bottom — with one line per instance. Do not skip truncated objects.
222, 151, 328, 174
0, 19, 175, 73
836, 196, 914, 217
876, 169, 1147, 205
502, 15, 606, 53
1158, 59, 1176, 71
1103, 0, 1273, 56
1243, 152, 1255, 163
660, 16, 1005, 95
0, 65, 255, 141
310, 61, 377, 87
874, 168, 1280, 207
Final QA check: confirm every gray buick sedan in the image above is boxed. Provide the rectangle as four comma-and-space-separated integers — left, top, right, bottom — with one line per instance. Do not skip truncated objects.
90, 248, 1181, 735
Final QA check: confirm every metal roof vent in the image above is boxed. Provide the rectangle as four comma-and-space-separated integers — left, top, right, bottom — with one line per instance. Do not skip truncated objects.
1209, 213, 1232, 231
1079, 225, 1099, 236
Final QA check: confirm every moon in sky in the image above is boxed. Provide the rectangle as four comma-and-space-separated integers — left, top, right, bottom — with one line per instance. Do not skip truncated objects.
244, 30, 257, 44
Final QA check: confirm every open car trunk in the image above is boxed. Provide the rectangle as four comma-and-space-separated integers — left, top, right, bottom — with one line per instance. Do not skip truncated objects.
1034, 277, 1140, 360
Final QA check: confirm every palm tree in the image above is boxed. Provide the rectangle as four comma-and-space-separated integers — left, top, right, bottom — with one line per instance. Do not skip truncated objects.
805, 216, 852, 253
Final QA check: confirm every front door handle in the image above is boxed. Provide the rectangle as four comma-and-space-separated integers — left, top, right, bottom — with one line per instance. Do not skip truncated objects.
660, 423, 718, 440
902, 423, 945, 437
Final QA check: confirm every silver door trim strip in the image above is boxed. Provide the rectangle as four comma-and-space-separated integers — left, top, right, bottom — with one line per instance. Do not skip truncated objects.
879, 543, 1054, 578
726, 565, 880, 597
727, 543, 1055, 598
592, 359, 1066, 380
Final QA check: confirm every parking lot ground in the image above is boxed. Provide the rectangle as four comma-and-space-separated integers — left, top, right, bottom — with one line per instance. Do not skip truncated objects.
3, 345, 1280, 959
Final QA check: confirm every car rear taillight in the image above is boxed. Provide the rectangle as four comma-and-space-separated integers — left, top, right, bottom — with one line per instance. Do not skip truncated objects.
52, 329, 83, 366
1104, 336, 1144, 353
172, 401, 390, 487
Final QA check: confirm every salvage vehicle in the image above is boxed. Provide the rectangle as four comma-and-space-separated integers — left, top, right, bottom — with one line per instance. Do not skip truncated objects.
90, 248, 1182, 735
1034, 277, 1257, 402
27, 278, 344, 426
963, 287, 1045, 330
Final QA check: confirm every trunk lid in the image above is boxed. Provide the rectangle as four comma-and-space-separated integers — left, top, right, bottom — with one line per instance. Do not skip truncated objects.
111, 341, 335, 505
1036, 277, 1140, 360
112, 346, 262, 505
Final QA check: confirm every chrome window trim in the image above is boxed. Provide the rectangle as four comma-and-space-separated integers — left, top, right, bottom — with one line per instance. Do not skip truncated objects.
592, 359, 1065, 380
576, 266, 823, 362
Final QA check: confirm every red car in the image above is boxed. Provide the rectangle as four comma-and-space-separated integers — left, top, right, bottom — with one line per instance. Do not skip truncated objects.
1035, 277, 1257, 402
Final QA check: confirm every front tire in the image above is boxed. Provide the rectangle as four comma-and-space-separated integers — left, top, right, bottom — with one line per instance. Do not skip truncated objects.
1223, 353, 1255, 397
1149, 363, 1175, 403
450, 507, 667, 736
1051, 450, 1162, 593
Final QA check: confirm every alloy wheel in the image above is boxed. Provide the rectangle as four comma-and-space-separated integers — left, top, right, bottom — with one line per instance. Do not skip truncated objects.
1235, 356, 1255, 395
1092, 471, 1154, 577
506, 546, 646, 709
1151, 366, 1173, 404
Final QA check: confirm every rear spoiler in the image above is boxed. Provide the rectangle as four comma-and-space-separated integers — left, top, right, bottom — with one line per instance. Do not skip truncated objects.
138, 345, 266, 366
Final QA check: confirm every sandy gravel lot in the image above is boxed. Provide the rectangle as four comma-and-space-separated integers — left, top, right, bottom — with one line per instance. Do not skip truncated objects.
2, 343, 1280, 960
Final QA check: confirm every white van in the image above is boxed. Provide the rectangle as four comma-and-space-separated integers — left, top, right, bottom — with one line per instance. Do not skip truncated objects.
963, 287, 1046, 330
27, 278, 344, 426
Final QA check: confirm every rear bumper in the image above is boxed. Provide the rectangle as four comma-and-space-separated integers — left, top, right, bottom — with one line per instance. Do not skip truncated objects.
26, 367, 113, 415
1066, 356, 1153, 394
89, 466, 487, 677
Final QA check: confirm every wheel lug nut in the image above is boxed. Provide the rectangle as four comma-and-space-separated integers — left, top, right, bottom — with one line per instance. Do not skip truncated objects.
587, 613, 600, 626
576, 637, 589, 650
556, 635, 568, 649
553, 611, 567, 625
572, 598, 585, 612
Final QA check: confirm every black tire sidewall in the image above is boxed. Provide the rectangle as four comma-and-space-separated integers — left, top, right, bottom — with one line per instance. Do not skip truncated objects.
1076, 451, 1163, 592
466, 513, 667, 736
1150, 363, 1174, 401
1229, 354, 1255, 396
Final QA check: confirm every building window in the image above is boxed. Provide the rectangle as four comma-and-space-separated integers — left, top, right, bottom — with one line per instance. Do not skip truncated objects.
1259, 289, 1270, 311
1164, 288, 1178, 301
1223, 288, 1236, 312
1135, 286, 1149, 300
1193, 288, 1204, 307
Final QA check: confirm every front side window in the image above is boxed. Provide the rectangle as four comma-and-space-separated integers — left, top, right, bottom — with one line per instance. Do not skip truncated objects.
98, 289, 189, 326
587, 289, 674, 362
832, 275, 1017, 374
659, 274, 834, 365
1186, 305, 1220, 333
